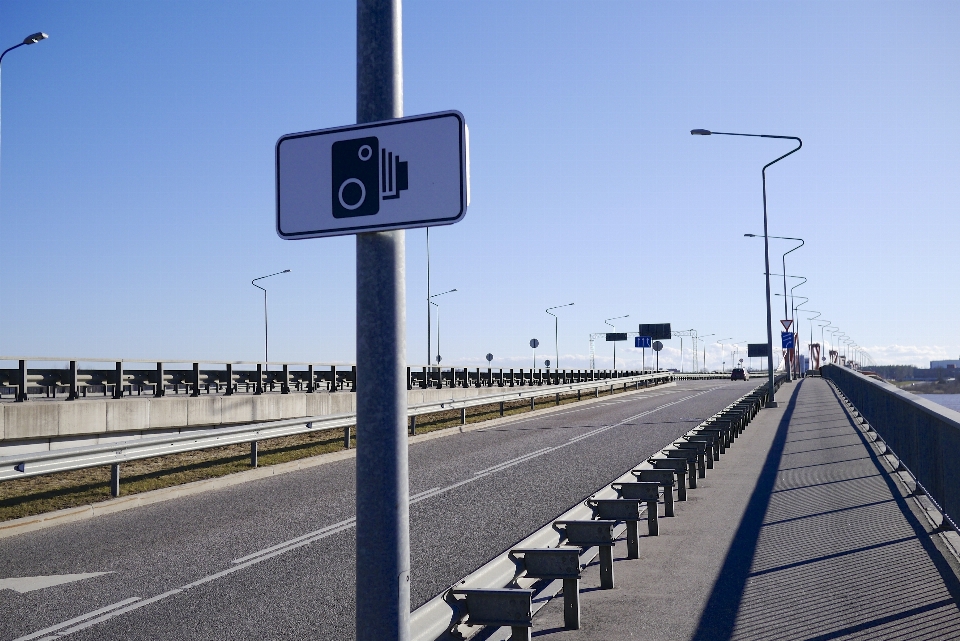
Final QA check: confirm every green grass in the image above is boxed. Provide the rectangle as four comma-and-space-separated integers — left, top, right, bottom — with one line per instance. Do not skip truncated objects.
0, 383, 636, 522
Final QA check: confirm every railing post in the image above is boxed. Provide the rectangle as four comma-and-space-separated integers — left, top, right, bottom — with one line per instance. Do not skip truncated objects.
308, 364, 315, 393
155, 362, 165, 397
16, 359, 27, 402
68, 361, 79, 400
251, 441, 258, 467
406, 367, 412, 390
114, 361, 125, 399
351, 365, 357, 392
191, 362, 201, 397
331, 365, 337, 391
256, 363, 264, 395
282, 364, 290, 394
509, 368, 515, 387
110, 463, 121, 497
225, 363, 234, 395
409, 414, 416, 436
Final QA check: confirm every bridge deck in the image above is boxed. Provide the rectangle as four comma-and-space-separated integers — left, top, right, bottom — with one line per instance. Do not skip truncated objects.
533, 376, 960, 640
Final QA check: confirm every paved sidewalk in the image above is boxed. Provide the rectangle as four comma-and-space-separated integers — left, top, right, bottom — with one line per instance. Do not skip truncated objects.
531, 377, 960, 640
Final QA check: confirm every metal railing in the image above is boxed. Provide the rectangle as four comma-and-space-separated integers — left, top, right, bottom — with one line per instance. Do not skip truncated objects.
409, 381, 776, 640
0, 372, 672, 489
0, 355, 661, 402
821, 364, 960, 528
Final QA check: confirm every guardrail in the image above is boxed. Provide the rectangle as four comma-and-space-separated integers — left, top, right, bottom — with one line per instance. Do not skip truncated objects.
409, 378, 783, 640
0, 372, 672, 497
821, 364, 960, 528
671, 373, 730, 381
0, 355, 660, 401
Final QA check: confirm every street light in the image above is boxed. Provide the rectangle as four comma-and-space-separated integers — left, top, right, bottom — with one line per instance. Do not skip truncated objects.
717, 337, 733, 373
251, 269, 291, 378
1, 32, 49, 199
747, 234, 804, 381
430, 288, 457, 365
604, 314, 629, 370
694, 128, 802, 406
546, 303, 574, 370
699, 333, 715, 372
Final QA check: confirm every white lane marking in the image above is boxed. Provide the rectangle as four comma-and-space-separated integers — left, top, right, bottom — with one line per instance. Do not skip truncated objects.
0, 572, 113, 594
22, 387, 719, 640
11, 597, 140, 641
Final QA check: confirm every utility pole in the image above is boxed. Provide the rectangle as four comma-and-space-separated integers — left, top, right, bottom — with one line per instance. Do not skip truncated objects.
355, 1, 410, 639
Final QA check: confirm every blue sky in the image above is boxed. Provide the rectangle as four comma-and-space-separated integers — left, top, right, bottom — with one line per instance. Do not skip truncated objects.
1, 0, 958, 370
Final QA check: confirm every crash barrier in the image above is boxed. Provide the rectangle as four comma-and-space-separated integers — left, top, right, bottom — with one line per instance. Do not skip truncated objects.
0, 355, 663, 401
0, 372, 673, 498
671, 372, 736, 381
409, 376, 786, 640
821, 364, 960, 530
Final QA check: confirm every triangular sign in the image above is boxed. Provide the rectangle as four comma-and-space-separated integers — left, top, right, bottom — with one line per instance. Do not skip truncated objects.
780, 319, 793, 331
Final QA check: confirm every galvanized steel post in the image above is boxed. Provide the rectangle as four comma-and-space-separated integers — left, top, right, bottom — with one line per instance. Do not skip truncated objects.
355, 1, 410, 639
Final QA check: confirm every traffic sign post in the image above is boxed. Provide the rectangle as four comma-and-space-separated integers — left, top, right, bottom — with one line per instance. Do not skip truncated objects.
271, 1, 469, 637
530, 338, 539, 369
652, 340, 663, 371
636, 336, 652, 372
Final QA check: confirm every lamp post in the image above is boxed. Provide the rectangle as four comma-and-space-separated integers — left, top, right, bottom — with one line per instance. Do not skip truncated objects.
699, 333, 715, 372
694, 128, 802, 406
604, 314, 629, 371
429, 288, 456, 365
1, 32, 48, 199
546, 303, 574, 371
251, 270, 291, 374
717, 337, 733, 373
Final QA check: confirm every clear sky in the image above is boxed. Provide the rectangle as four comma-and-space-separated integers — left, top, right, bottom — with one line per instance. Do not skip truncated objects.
1, 0, 958, 370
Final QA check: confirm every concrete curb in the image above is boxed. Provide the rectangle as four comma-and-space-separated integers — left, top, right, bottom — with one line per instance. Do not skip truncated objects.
0, 381, 680, 539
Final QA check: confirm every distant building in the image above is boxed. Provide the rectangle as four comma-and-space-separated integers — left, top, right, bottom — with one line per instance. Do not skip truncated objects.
931, 359, 960, 369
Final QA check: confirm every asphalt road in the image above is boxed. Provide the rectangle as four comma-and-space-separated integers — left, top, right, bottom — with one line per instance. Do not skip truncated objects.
0, 379, 756, 641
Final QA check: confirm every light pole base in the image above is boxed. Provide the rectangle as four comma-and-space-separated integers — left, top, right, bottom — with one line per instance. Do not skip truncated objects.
767, 401, 779, 408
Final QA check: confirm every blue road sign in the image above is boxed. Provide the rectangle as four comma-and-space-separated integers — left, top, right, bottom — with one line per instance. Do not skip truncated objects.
635, 336, 652, 349
781, 332, 795, 349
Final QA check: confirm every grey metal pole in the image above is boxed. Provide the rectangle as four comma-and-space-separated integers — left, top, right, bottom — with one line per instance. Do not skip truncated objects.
426, 227, 430, 366
355, 2, 410, 639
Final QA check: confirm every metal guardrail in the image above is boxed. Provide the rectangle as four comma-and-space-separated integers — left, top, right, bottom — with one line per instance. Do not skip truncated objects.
409, 381, 776, 640
0, 372, 671, 485
821, 364, 960, 529
0, 355, 659, 401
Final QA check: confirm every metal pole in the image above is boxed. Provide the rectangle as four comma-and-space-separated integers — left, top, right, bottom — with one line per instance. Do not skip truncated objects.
356, 1, 409, 639
426, 227, 430, 366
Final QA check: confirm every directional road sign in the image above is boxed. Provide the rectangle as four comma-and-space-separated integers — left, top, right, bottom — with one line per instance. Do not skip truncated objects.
276, 111, 469, 239
781, 332, 795, 349
748, 343, 771, 358
638, 324, 672, 340
635, 336, 652, 349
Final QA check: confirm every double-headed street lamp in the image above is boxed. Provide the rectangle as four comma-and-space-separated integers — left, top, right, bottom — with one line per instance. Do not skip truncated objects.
430, 288, 457, 365
546, 303, 574, 370
604, 314, 629, 370
694, 128, 802, 406
251, 270, 291, 374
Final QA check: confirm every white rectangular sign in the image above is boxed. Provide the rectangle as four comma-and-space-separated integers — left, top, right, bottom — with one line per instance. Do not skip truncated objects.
276, 110, 469, 239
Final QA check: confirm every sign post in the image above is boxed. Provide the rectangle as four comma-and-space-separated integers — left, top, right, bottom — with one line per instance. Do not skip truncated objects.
354, 3, 408, 639
274, 3, 469, 638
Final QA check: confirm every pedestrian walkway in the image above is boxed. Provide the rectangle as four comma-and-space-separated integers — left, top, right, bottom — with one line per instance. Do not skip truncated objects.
532, 377, 960, 640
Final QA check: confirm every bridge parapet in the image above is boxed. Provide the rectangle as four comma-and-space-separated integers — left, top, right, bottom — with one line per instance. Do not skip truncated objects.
822, 363, 960, 529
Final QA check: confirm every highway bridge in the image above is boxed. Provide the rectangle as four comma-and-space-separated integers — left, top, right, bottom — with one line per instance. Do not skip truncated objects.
1, 362, 959, 640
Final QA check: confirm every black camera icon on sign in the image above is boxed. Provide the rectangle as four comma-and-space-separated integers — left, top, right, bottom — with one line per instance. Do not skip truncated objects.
331, 136, 408, 218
